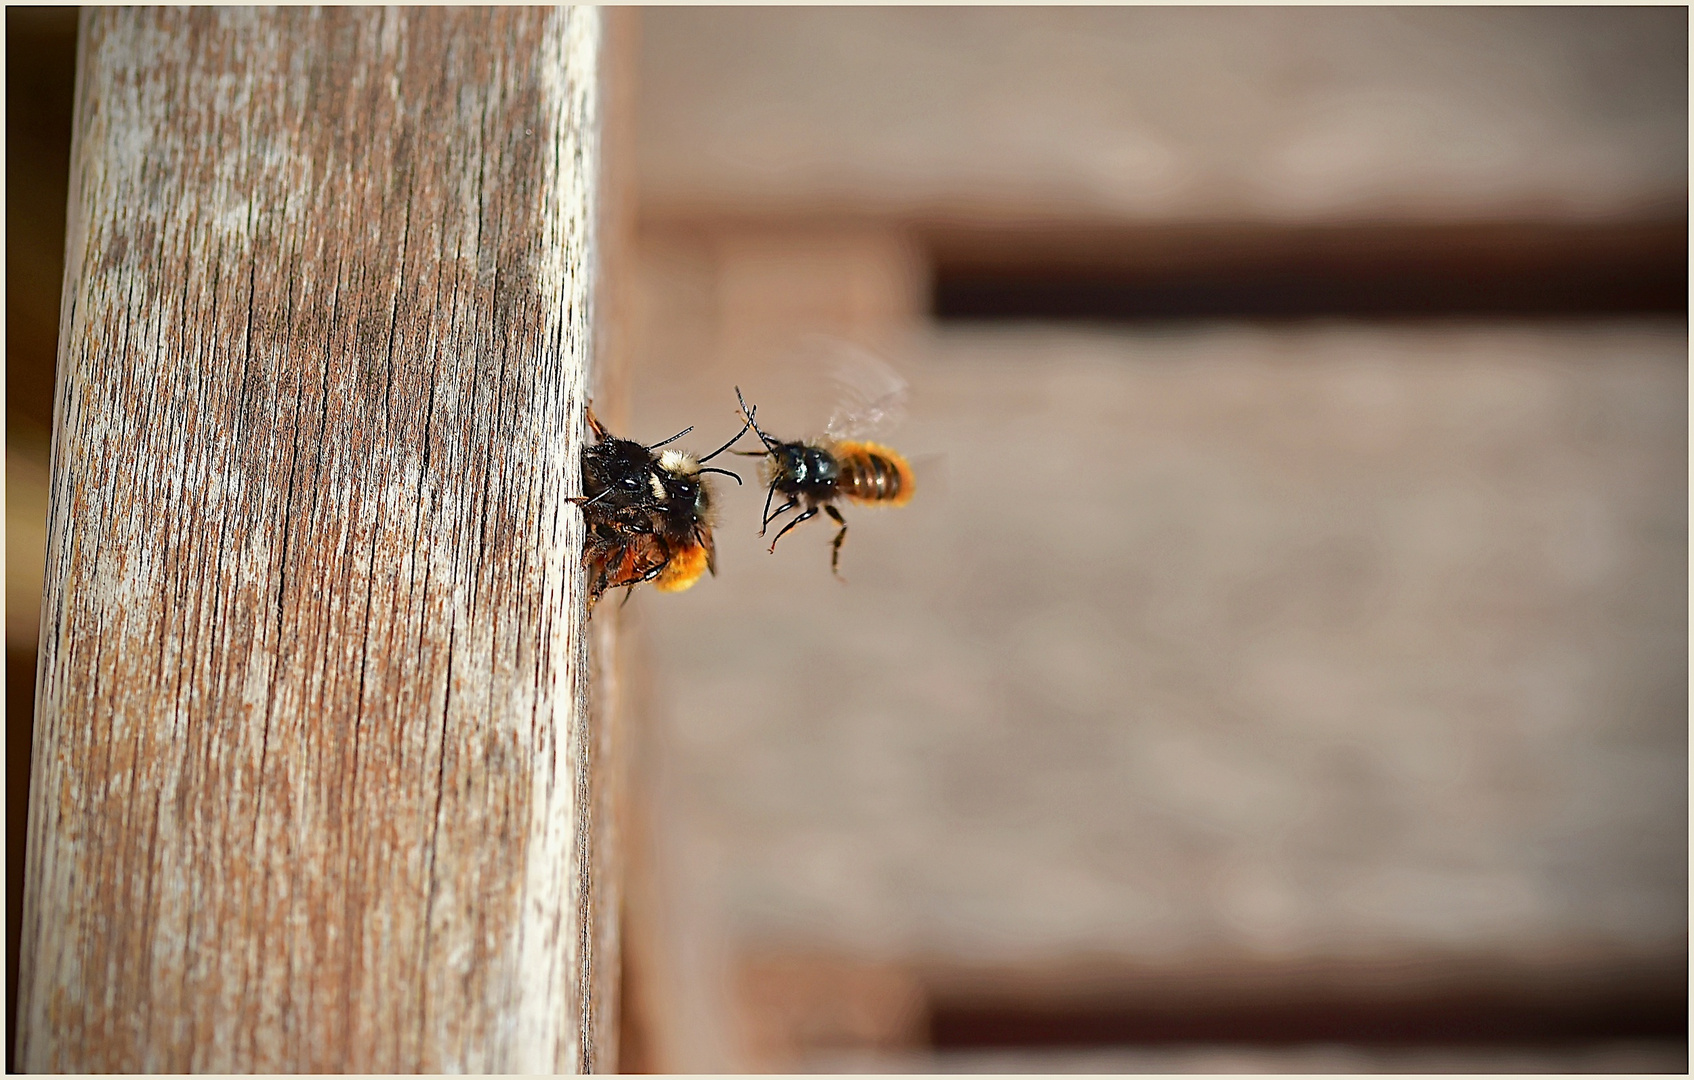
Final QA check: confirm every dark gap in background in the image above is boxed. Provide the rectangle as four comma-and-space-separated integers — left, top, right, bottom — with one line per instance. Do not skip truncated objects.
7, 6, 77, 431
928, 978, 1690, 1053
7, 7, 79, 1073
929, 219, 1688, 323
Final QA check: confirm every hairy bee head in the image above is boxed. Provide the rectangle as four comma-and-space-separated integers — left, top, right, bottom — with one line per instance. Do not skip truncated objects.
657, 448, 701, 477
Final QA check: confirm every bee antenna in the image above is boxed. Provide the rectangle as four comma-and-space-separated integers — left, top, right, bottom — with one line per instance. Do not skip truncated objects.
698, 466, 743, 485
698, 416, 754, 464
734, 386, 780, 452
647, 425, 694, 450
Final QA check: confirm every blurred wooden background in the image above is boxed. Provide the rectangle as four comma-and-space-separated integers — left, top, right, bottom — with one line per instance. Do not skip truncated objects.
617, 8, 1686, 1073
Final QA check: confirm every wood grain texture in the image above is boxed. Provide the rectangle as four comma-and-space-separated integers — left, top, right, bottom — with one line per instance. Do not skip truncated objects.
16, 8, 613, 1071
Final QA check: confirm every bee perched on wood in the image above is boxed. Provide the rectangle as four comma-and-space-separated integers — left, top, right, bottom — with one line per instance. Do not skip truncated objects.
577, 406, 747, 607
733, 347, 914, 578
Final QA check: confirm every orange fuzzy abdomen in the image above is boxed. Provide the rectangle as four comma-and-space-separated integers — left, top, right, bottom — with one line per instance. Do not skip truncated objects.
653, 539, 711, 592
832, 441, 914, 507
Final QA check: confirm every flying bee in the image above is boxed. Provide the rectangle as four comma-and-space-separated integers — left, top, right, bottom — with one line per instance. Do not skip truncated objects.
732, 350, 914, 578
576, 405, 747, 606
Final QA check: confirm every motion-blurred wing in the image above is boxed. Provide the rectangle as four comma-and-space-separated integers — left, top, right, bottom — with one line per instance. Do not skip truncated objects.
813, 336, 909, 441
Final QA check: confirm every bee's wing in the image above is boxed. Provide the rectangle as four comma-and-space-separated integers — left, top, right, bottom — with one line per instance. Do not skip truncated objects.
695, 522, 717, 576
806, 336, 908, 441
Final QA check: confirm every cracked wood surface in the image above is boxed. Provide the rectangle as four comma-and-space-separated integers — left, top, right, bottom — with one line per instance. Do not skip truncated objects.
15, 8, 614, 1071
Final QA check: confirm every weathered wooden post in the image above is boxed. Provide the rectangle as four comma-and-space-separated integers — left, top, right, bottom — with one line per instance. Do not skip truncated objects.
15, 8, 624, 1070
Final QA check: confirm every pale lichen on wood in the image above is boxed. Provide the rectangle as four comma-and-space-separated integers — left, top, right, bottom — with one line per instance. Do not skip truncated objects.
16, 8, 615, 1071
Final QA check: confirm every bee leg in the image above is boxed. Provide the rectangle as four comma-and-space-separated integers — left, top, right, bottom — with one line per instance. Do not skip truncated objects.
585, 404, 610, 441
611, 552, 668, 606
637, 539, 672, 587
767, 505, 820, 553
824, 504, 848, 579
762, 491, 797, 537
608, 539, 670, 593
